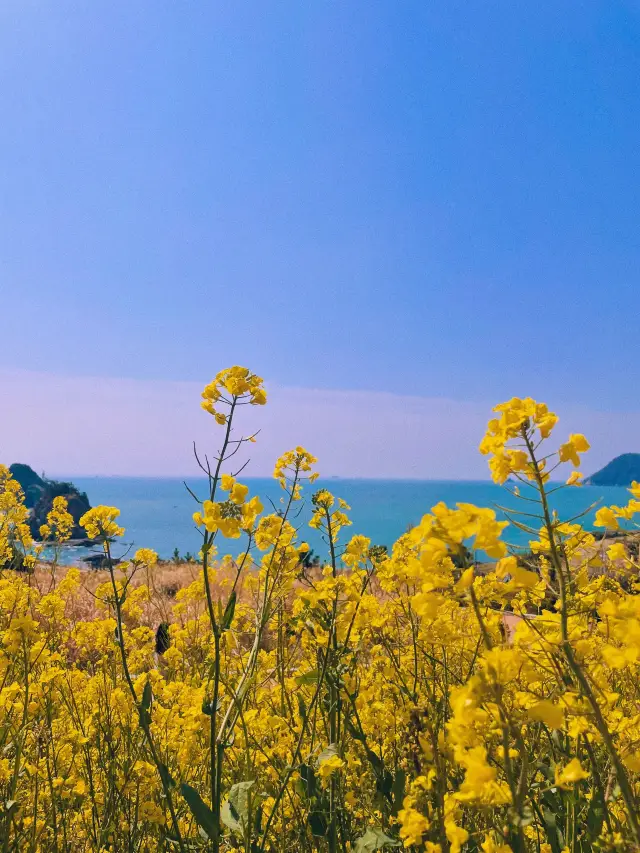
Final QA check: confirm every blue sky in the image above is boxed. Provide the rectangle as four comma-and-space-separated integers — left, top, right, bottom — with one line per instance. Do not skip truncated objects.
2, 1, 640, 475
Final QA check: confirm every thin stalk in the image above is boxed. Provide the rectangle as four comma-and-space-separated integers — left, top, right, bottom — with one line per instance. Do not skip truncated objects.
104, 539, 186, 852
258, 589, 339, 853
523, 429, 640, 845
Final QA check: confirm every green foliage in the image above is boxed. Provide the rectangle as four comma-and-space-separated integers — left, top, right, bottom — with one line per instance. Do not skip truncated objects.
354, 828, 402, 852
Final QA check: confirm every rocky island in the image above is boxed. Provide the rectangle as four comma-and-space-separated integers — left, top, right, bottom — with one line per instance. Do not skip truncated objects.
9, 464, 92, 541
585, 453, 640, 486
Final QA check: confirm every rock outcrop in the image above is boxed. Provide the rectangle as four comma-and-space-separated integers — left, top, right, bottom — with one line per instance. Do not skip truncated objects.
585, 453, 640, 486
9, 464, 92, 540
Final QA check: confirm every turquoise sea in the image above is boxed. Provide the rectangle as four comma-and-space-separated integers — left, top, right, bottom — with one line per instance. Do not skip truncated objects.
52, 477, 634, 565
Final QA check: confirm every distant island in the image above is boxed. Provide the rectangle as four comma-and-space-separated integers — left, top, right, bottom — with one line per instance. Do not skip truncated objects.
9, 463, 92, 541
585, 453, 640, 486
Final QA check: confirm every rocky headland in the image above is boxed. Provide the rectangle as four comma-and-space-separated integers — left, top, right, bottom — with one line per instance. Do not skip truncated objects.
585, 453, 640, 486
9, 463, 93, 542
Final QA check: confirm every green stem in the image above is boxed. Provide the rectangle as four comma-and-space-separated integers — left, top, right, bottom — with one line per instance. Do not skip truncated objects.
523, 429, 640, 845
104, 539, 186, 852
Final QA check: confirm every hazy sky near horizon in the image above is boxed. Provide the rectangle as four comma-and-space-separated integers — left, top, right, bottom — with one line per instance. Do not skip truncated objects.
2, 2, 640, 476
3, 367, 640, 479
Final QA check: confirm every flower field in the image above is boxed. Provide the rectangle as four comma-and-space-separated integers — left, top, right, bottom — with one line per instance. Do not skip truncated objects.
2, 367, 640, 852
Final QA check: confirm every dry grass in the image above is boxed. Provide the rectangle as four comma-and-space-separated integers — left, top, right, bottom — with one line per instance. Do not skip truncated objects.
30, 558, 326, 632
31, 560, 212, 626
29, 530, 640, 640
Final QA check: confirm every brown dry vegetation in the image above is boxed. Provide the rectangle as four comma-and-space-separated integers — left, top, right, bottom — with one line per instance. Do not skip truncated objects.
34, 527, 640, 630
31, 560, 207, 625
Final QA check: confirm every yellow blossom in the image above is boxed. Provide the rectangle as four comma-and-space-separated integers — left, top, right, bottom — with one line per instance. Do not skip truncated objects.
555, 758, 589, 787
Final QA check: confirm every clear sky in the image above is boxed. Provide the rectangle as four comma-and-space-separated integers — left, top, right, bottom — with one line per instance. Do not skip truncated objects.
2, 2, 640, 476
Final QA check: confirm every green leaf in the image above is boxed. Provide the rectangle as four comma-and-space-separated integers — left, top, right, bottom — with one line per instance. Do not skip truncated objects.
181, 783, 217, 841
366, 748, 384, 777
541, 803, 564, 853
297, 694, 307, 723
221, 780, 255, 834
377, 769, 394, 799
221, 799, 240, 833
585, 802, 605, 840
391, 768, 406, 817
253, 803, 263, 836
299, 764, 317, 799
308, 810, 328, 837
202, 696, 222, 716
295, 669, 320, 686
354, 828, 401, 852
344, 716, 365, 742
316, 744, 338, 766
158, 762, 175, 790
139, 679, 152, 727
221, 590, 237, 631
1, 800, 17, 818
534, 760, 554, 781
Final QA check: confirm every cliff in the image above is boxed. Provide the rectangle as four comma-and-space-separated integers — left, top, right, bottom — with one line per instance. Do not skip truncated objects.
9, 464, 92, 540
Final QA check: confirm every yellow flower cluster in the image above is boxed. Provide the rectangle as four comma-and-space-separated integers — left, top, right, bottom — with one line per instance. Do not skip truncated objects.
39, 495, 74, 542
201, 365, 266, 424
480, 397, 558, 484
0, 464, 33, 566
3, 381, 640, 852
273, 446, 319, 494
79, 505, 125, 540
310, 490, 352, 538
193, 490, 263, 539
594, 496, 640, 531
479, 397, 594, 489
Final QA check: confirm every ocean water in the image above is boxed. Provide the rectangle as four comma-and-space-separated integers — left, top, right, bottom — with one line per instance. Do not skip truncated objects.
52, 477, 634, 565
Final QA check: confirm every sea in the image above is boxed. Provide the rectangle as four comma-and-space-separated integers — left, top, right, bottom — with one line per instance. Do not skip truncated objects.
48, 477, 634, 566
